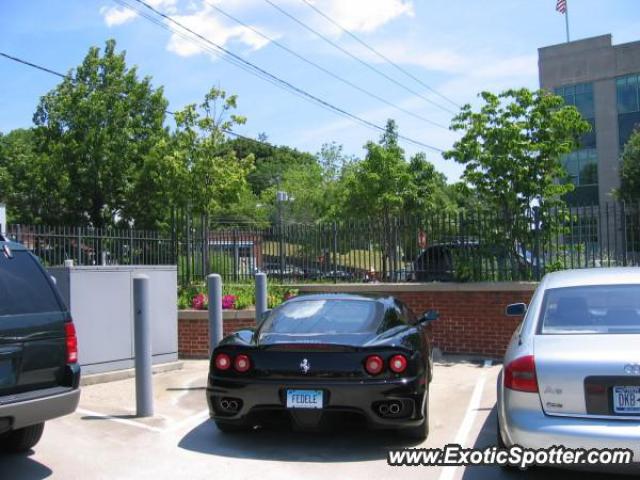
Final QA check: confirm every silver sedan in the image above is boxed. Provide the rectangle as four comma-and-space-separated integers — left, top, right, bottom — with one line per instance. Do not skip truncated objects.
497, 267, 640, 466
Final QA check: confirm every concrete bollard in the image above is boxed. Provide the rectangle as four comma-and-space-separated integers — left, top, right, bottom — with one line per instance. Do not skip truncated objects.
208, 274, 223, 357
133, 274, 153, 417
255, 272, 268, 322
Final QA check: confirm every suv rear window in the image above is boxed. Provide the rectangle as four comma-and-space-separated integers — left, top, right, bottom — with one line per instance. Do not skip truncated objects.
0, 250, 63, 316
260, 300, 380, 335
540, 284, 640, 334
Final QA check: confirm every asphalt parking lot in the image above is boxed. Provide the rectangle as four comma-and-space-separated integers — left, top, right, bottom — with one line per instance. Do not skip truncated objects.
0, 359, 629, 480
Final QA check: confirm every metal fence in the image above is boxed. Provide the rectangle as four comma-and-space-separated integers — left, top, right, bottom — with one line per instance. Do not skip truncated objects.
6, 224, 175, 267
7, 202, 640, 285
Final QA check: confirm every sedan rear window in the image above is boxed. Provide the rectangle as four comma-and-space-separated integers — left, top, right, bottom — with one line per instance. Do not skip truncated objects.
260, 300, 380, 335
540, 285, 640, 334
0, 250, 63, 316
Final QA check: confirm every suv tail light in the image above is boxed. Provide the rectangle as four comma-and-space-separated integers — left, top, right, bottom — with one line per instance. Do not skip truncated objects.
65, 322, 78, 364
234, 354, 251, 373
504, 355, 538, 393
389, 354, 408, 373
214, 353, 232, 370
365, 355, 384, 375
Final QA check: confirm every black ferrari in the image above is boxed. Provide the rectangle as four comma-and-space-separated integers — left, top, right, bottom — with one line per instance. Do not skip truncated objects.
206, 294, 438, 439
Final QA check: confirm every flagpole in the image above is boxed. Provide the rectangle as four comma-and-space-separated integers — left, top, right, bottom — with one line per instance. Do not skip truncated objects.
565, 0, 571, 42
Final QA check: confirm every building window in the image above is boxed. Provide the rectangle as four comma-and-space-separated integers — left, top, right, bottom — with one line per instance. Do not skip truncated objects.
617, 74, 640, 148
555, 83, 598, 205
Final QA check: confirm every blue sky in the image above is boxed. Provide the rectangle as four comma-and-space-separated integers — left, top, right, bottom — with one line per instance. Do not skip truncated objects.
1, 0, 638, 181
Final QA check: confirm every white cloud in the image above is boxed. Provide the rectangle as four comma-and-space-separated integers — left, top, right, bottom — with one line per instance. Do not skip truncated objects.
100, 0, 178, 27
99, 5, 138, 27
166, 7, 271, 57
317, 0, 414, 33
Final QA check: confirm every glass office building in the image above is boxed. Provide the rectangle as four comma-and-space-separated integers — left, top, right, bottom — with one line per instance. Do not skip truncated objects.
539, 35, 640, 206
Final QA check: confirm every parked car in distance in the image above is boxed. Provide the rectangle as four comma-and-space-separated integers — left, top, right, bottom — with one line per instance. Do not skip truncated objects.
207, 294, 438, 439
498, 268, 640, 470
413, 241, 538, 282
0, 238, 80, 453
260, 262, 305, 281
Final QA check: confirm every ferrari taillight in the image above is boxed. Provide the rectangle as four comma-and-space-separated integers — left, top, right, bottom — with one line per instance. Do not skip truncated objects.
389, 354, 408, 373
365, 355, 384, 375
234, 354, 251, 373
214, 353, 232, 370
504, 355, 538, 393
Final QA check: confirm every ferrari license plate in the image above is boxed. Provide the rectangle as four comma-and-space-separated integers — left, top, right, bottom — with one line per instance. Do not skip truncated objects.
286, 389, 323, 409
613, 386, 640, 413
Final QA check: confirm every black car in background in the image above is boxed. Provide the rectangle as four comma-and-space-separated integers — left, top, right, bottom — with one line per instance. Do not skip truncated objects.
0, 239, 80, 453
413, 241, 539, 282
207, 294, 437, 439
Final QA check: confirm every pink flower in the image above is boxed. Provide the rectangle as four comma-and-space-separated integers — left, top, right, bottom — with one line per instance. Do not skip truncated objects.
192, 293, 208, 310
222, 294, 237, 310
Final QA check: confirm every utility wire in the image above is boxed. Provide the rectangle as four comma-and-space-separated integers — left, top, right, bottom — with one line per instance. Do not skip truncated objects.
0, 50, 276, 148
202, 0, 447, 130
298, 0, 461, 110
0, 52, 67, 79
114, 0, 445, 152
261, 0, 456, 116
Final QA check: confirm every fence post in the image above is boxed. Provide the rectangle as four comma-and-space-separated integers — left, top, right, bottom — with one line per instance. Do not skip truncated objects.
332, 221, 338, 284
208, 273, 223, 357
0, 203, 5, 236
133, 274, 154, 417
533, 207, 541, 281
255, 272, 268, 323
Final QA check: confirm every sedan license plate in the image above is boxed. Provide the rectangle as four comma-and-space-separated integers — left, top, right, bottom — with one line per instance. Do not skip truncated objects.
613, 386, 640, 413
286, 389, 323, 409
0, 360, 15, 387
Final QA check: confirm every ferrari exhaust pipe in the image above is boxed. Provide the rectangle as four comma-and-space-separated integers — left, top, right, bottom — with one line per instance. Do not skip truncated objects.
228, 400, 239, 411
220, 399, 230, 410
378, 404, 390, 416
389, 402, 401, 414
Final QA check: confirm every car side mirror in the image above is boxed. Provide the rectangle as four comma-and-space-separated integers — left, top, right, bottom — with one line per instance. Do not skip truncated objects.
420, 309, 439, 323
506, 303, 527, 316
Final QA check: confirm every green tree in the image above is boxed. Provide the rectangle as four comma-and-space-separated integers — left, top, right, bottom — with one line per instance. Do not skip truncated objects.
341, 120, 412, 219
0, 128, 67, 224
32, 39, 168, 228
445, 88, 590, 215
617, 129, 640, 202
170, 87, 254, 217
444, 88, 590, 278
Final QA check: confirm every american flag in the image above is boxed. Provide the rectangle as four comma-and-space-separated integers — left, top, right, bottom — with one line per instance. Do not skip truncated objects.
556, 0, 567, 14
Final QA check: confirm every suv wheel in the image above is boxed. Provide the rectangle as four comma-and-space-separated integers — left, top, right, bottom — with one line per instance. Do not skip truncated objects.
2, 423, 45, 453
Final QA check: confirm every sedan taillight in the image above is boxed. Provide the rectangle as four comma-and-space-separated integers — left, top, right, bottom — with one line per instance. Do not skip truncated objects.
504, 355, 538, 393
365, 355, 384, 375
65, 322, 78, 364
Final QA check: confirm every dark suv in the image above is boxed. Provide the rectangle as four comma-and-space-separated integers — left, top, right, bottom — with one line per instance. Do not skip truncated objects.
0, 238, 80, 453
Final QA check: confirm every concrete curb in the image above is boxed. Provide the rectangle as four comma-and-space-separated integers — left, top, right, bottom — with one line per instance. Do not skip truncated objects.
80, 361, 184, 386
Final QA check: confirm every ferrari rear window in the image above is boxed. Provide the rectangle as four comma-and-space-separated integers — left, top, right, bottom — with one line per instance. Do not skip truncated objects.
261, 300, 380, 335
540, 285, 640, 334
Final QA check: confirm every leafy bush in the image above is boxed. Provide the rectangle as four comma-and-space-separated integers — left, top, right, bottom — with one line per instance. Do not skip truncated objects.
178, 283, 299, 310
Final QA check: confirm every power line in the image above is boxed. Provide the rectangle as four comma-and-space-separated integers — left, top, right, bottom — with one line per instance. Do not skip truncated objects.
261, 0, 456, 116
298, 0, 461, 109
202, 0, 447, 130
0, 50, 274, 148
0, 52, 67, 79
114, 0, 445, 152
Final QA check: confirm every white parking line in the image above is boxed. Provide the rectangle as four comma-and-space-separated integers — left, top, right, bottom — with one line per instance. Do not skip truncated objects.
76, 408, 165, 433
76, 407, 211, 434
438, 359, 492, 480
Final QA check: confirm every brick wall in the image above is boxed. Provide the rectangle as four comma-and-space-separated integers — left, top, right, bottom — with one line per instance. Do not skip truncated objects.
178, 282, 536, 359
